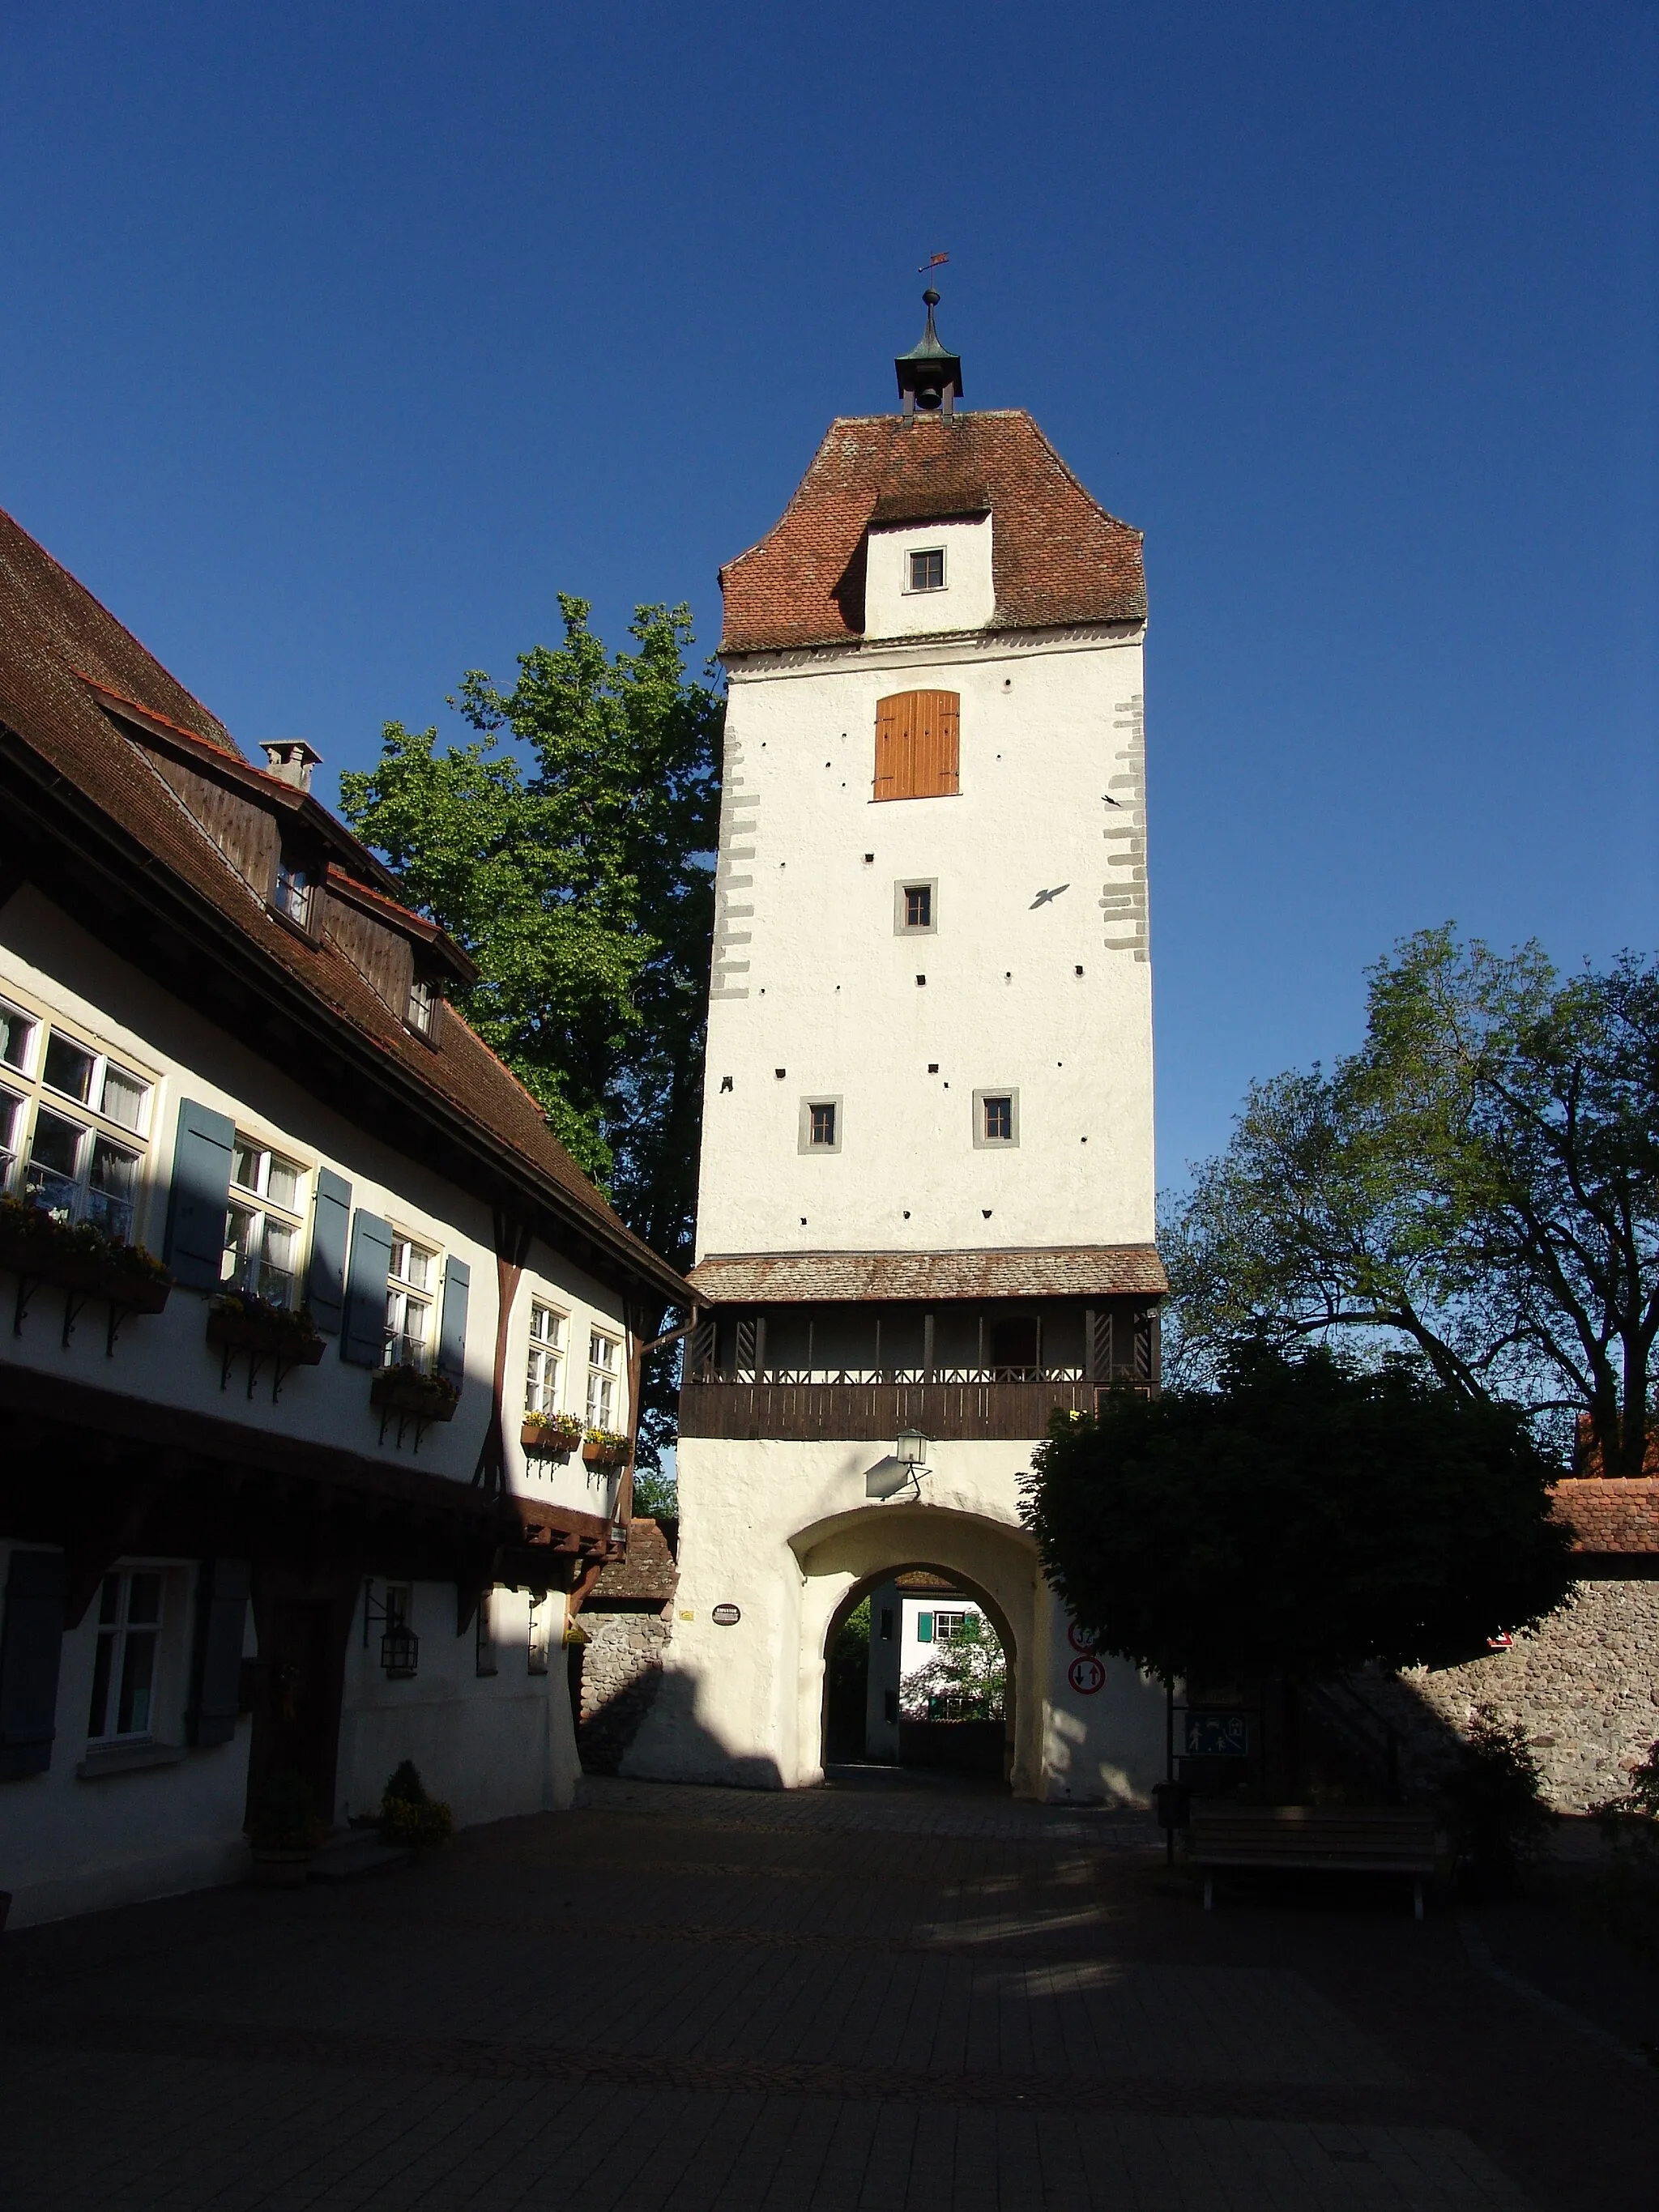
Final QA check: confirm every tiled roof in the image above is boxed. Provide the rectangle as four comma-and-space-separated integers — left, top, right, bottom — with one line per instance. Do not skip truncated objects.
1551, 1477, 1659, 1558
0, 501, 686, 1304
719, 411, 1145, 655
688, 1246, 1167, 1303
583, 1515, 679, 1606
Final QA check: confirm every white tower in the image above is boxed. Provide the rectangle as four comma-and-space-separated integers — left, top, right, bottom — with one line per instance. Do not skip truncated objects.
628, 297, 1167, 1801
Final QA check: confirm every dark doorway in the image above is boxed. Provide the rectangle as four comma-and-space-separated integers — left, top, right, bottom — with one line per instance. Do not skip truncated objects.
825, 1595, 870, 1760
247, 1588, 352, 1828
990, 1315, 1037, 1374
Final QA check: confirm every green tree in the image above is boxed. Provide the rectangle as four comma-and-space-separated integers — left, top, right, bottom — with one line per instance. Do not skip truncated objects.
1022, 1348, 1576, 1687
1165, 931, 1658, 1473
901, 1613, 1008, 1721
339, 596, 722, 1469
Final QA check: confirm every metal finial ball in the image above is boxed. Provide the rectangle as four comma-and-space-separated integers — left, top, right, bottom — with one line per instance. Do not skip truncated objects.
923, 287, 940, 307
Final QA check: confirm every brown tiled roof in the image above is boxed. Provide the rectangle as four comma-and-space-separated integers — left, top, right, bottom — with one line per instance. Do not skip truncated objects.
584, 1515, 678, 1607
719, 411, 1145, 655
1551, 1477, 1659, 1558
0, 501, 686, 1304
688, 1246, 1166, 1304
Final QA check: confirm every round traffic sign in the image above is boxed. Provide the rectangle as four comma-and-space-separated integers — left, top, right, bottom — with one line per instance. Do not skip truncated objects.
1067, 1654, 1107, 1695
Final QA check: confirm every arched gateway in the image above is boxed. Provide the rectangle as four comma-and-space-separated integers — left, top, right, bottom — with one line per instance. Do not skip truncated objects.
621, 297, 1168, 1804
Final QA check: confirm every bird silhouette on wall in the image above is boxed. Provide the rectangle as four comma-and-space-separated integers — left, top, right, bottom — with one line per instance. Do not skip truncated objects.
1030, 884, 1070, 908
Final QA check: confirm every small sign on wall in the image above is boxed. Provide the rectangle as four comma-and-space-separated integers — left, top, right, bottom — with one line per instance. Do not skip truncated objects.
712, 1604, 741, 1626
1183, 1711, 1250, 1758
1067, 1655, 1107, 1695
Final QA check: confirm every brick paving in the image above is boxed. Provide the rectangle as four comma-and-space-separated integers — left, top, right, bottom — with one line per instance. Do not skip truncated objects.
1, 1775, 1654, 2210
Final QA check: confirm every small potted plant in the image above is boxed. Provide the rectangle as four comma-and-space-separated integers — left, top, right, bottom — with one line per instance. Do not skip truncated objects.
378, 1760, 454, 1855
582, 1426, 630, 1468
245, 1768, 327, 1887
522, 1408, 585, 1458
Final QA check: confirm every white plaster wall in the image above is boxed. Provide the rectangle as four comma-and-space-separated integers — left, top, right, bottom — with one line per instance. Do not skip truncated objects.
337, 1580, 578, 1827
0, 1541, 254, 1929
624, 1435, 1164, 1805
863, 516, 995, 639
0, 892, 630, 1485
698, 628, 1152, 1258
898, 1594, 987, 1688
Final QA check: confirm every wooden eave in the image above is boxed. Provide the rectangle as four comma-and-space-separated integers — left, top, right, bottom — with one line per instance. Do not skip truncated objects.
325, 865, 479, 988
78, 671, 406, 901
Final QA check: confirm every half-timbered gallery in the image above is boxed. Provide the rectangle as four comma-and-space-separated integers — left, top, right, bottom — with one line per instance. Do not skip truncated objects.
0, 510, 687, 1925
625, 298, 1171, 1798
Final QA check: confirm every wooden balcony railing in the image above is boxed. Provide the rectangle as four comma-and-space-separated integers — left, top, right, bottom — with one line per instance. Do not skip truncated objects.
678, 1376, 1147, 1443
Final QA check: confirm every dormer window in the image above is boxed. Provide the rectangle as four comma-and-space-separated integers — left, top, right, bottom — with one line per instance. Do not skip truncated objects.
406, 975, 439, 1038
908, 548, 945, 592
273, 849, 314, 931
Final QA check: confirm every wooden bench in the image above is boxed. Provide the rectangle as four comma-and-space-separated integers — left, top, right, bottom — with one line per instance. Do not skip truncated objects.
1190, 1805, 1438, 1918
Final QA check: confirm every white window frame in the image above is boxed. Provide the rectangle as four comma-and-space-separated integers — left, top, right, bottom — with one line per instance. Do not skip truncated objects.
526, 1301, 565, 1415
586, 1328, 621, 1430
86, 1567, 167, 1745
905, 545, 947, 594
385, 1231, 440, 1370
407, 975, 438, 1038
973, 1088, 1020, 1149
933, 1609, 970, 1643
798, 1097, 842, 1154
0, 989, 156, 1243
272, 849, 315, 931
224, 1136, 309, 1308
893, 879, 937, 936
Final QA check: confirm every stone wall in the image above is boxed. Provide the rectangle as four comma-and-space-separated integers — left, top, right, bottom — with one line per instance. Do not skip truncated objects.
1352, 1577, 1659, 1812
576, 1612, 675, 1775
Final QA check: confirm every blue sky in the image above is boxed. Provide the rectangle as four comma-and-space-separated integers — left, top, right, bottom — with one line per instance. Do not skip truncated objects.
3, 2, 1654, 1190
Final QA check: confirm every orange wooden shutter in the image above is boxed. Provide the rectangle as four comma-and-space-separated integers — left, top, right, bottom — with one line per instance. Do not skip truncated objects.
872, 690, 959, 801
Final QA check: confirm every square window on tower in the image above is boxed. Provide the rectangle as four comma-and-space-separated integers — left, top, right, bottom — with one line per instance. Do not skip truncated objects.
799, 1097, 842, 1153
974, 1089, 1019, 1148
908, 548, 945, 592
893, 880, 937, 934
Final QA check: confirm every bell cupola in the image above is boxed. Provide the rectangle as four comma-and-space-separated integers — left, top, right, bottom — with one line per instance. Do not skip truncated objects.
894, 288, 963, 418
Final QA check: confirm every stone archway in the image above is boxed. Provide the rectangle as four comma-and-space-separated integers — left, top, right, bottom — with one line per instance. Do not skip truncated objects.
821, 1559, 1019, 1784
788, 1501, 1043, 1796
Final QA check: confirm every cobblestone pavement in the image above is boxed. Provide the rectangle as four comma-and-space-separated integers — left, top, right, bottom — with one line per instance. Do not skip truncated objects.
2, 1775, 1655, 2210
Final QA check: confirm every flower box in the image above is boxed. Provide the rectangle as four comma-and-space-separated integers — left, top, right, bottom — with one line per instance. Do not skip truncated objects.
371, 1365, 460, 1423
522, 1416, 581, 1458
0, 1204, 172, 1312
207, 1298, 326, 1364
582, 1430, 630, 1468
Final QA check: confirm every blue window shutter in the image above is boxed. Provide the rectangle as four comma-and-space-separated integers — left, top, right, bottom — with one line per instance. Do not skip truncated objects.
0, 1549, 66, 1779
186, 1558, 250, 1747
341, 1211, 394, 1367
437, 1258, 471, 1383
164, 1099, 235, 1289
917, 1612, 933, 1643
306, 1169, 352, 1335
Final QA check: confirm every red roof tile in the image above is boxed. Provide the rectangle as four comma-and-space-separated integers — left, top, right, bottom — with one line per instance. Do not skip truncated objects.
1552, 1477, 1659, 1557
719, 411, 1145, 655
688, 1246, 1167, 1303
0, 501, 685, 1304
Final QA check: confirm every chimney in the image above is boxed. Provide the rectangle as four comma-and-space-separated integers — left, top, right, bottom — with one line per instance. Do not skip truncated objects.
260, 739, 323, 791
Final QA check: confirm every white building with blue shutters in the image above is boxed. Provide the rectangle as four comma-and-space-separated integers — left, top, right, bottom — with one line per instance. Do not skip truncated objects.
0, 503, 687, 1928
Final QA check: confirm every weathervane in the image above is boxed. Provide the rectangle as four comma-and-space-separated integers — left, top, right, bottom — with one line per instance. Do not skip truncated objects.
917, 250, 949, 275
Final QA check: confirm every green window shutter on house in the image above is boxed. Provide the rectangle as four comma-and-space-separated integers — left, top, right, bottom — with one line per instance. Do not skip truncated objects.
341, 1211, 394, 1367
186, 1558, 250, 1747
164, 1098, 235, 1290
306, 1169, 352, 1335
0, 1549, 67, 1779
437, 1257, 471, 1383
917, 1612, 933, 1643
